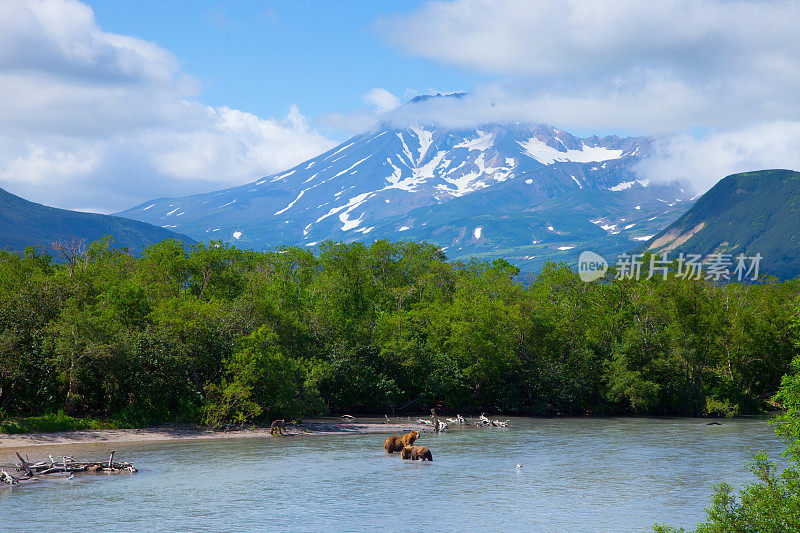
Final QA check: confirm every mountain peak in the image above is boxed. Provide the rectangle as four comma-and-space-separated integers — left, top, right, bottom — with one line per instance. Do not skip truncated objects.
117, 122, 691, 272
408, 92, 468, 104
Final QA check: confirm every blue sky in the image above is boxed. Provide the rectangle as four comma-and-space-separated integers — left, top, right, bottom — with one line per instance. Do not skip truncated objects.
88, 0, 481, 136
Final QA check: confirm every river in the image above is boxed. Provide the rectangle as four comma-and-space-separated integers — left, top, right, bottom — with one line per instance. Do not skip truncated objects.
0, 417, 786, 532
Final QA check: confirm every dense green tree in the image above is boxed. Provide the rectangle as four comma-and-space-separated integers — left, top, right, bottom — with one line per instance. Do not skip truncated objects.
0, 236, 797, 427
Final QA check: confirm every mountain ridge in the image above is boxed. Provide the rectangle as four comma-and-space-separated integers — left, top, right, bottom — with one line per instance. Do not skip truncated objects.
644, 169, 800, 279
0, 186, 195, 256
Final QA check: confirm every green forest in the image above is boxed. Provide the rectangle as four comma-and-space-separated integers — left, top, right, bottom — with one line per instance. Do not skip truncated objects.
0, 237, 798, 430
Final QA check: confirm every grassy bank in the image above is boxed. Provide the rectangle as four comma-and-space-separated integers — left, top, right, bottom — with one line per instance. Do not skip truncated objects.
0, 412, 120, 434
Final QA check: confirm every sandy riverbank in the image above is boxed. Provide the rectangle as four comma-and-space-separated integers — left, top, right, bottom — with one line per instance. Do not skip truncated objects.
0, 418, 431, 462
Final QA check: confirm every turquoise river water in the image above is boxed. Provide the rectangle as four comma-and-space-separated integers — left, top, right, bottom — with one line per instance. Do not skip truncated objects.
0, 417, 787, 532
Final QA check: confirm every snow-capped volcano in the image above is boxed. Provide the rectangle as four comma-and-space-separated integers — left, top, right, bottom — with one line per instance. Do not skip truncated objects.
117, 121, 691, 270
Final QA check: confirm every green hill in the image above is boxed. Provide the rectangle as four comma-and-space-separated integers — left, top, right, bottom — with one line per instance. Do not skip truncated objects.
645, 169, 800, 279
0, 187, 194, 255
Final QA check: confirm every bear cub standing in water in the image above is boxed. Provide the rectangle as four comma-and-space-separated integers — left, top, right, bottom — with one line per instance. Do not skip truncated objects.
401, 445, 433, 461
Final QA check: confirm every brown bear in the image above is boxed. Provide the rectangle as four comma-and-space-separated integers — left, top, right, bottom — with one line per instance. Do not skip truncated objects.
400, 445, 413, 460
270, 419, 285, 436
401, 445, 433, 461
383, 430, 420, 453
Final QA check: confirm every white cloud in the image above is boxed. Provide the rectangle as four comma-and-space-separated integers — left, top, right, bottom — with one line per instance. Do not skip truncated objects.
372, 79, 707, 134
0, 0, 335, 213
381, 0, 800, 78
0, 142, 97, 186
148, 105, 329, 182
0, 0, 177, 84
363, 88, 401, 113
318, 88, 404, 132
377, 0, 800, 131
636, 122, 800, 192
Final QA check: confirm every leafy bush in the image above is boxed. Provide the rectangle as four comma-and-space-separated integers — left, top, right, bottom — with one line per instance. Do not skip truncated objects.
704, 397, 740, 418
0, 411, 115, 434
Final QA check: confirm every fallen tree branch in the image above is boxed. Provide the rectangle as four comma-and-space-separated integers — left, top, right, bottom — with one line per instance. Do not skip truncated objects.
14, 453, 137, 478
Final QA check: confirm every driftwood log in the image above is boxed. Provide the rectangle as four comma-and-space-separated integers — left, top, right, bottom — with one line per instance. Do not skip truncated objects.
0, 470, 20, 485
16, 452, 33, 477
1, 452, 137, 484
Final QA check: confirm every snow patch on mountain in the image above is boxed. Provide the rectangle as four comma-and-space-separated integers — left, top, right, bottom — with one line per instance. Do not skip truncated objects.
609, 180, 643, 192
455, 131, 494, 152
517, 138, 624, 165
591, 218, 620, 233
436, 152, 514, 197
270, 169, 296, 182
396, 133, 414, 165
316, 191, 373, 225
409, 151, 448, 190
412, 126, 433, 162
323, 141, 355, 161
275, 188, 308, 215
331, 155, 371, 179
339, 210, 364, 231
